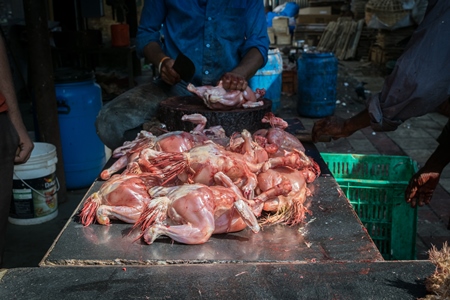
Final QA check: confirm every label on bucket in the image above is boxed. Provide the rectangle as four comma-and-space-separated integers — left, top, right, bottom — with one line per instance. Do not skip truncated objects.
10, 173, 58, 219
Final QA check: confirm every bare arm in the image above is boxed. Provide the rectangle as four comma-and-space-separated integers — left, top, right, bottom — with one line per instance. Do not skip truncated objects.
405, 123, 450, 207
220, 48, 264, 91
142, 41, 180, 85
0, 35, 33, 163
312, 109, 371, 143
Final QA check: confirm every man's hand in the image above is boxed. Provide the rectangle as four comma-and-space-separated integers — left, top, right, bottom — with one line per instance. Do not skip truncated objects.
220, 72, 248, 91
312, 116, 349, 143
405, 169, 440, 208
160, 58, 181, 86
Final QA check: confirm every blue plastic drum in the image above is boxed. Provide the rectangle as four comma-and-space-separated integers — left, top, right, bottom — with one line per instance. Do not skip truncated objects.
297, 52, 338, 118
55, 69, 106, 189
249, 48, 283, 112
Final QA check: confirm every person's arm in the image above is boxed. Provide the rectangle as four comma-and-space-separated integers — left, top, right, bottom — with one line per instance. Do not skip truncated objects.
405, 119, 450, 207
0, 35, 33, 163
142, 41, 180, 86
220, 0, 269, 91
311, 108, 371, 143
220, 48, 264, 91
136, 0, 180, 85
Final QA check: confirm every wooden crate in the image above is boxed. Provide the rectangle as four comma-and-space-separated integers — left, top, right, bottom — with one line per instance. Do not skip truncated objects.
276, 33, 292, 45
268, 28, 276, 45
272, 17, 290, 35
282, 70, 297, 95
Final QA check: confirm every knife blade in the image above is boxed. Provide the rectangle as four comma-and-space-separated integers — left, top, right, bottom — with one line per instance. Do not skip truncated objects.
172, 53, 196, 82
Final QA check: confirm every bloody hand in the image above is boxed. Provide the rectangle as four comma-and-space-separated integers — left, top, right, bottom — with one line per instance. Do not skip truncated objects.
220, 72, 248, 91
312, 116, 349, 143
405, 170, 441, 208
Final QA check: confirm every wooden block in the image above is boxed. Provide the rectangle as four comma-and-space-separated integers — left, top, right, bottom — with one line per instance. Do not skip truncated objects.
276, 33, 292, 45
296, 14, 339, 24
158, 96, 272, 137
272, 17, 290, 34
282, 70, 297, 95
268, 28, 276, 44
299, 6, 332, 15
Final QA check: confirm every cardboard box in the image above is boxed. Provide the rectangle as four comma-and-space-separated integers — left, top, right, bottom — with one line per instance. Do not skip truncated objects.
268, 28, 276, 45
272, 17, 290, 34
276, 33, 292, 45
296, 14, 339, 24
299, 6, 332, 15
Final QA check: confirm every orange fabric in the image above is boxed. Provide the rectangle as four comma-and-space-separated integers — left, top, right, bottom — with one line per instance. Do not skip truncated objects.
0, 92, 7, 113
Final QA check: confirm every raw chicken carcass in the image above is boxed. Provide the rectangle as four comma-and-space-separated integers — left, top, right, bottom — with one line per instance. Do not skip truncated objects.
100, 131, 157, 180
181, 113, 229, 146
227, 129, 269, 164
79, 174, 158, 226
253, 167, 315, 226
187, 81, 265, 110
254, 112, 306, 156
136, 136, 319, 198
100, 114, 229, 180
134, 172, 259, 245
137, 141, 262, 199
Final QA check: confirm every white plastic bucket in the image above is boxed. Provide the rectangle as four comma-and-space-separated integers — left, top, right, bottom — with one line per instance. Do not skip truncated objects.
9, 142, 59, 225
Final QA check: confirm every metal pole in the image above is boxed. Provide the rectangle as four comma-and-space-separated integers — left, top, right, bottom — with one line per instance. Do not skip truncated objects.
23, 0, 67, 202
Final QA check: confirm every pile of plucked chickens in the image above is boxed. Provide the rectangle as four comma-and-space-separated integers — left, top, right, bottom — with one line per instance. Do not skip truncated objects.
79, 112, 320, 245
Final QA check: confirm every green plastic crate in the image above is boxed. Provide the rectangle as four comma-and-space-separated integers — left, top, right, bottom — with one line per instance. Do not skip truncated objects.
321, 153, 418, 260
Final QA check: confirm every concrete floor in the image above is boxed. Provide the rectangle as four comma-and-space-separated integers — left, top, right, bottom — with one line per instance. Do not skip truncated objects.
2, 60, 450, 269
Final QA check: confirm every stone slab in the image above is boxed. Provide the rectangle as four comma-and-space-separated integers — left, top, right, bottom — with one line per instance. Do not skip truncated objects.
0, 261, 435, 299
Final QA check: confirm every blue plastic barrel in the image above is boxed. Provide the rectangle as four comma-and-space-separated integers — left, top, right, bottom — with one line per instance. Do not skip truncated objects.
297, 52, 338, 118
249, 48, 283, 112
55, 69, 106, 189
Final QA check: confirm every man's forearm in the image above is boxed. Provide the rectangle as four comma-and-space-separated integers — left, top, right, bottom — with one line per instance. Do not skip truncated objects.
143, 42, 169, 68
231, 48, 264, 80
424, 143, 450, 173
343, 109, 371, 136
426, 120, 450, 172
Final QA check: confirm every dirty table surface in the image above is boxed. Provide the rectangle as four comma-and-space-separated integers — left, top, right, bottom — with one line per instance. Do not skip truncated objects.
0, 261, 434, 299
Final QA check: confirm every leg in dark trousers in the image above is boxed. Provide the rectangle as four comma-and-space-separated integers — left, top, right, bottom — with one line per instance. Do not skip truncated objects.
0, 113, 19, 267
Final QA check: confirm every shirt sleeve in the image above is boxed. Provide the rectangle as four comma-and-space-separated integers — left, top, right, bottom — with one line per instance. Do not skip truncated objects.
239, 0, 270, 67
135, 0, 167, 58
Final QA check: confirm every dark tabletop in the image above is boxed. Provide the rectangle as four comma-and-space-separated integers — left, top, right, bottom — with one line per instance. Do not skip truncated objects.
0, 261, 434, 299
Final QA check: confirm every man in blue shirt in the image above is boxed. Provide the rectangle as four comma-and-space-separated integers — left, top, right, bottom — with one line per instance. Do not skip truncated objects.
96, 0, 269, 150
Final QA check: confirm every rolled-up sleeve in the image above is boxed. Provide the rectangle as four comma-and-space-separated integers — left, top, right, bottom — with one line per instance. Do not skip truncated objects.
240, 0, 270, 67
135, 0, 167, 58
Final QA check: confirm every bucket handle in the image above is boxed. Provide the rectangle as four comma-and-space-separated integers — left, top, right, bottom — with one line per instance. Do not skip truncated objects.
13, 171, 60, 198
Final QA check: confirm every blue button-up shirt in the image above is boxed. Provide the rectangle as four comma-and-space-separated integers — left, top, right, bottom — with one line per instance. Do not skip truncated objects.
136, 0, 269, 86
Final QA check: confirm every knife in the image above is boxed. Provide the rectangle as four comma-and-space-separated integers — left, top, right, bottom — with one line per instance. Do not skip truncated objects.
172, 53, 196, 82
